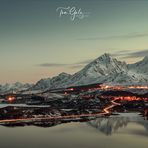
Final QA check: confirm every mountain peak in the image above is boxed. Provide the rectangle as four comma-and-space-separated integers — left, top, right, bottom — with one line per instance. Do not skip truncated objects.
99, 53, 112, 59
94, 53, 114, 64
58, 72, 71, 77
143, 55, 148, 61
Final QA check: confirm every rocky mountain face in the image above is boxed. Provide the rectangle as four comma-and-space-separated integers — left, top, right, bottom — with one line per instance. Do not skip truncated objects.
0, 53, 148, 93
66, 53, 128, 85
0, 82, 32, 94
128, 56, 148, 75
31, 53, 148, 90
31, 72, 71, 90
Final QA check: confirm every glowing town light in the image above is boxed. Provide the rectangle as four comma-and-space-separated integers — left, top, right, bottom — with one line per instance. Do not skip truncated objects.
64, 92, 68, 95
66, 88, 74, 91
128, 86, 148, 89
105, 85, 109, 89
7, 96, 15, 102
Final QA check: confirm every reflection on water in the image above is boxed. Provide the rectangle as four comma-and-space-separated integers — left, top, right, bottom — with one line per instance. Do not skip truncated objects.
88, 113, 148, 136
0, 113, 148, 148
88, 116, 129, 135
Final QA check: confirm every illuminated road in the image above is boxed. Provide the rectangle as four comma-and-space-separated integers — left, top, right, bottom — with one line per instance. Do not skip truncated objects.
0, 113, 105, 123
103, 99, 121, 114
0, 99, 121, 124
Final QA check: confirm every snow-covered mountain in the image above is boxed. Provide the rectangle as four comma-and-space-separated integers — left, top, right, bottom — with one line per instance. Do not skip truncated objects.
128, 56, 148, 75
31, 53, 148, 90
65, 53, 129, 85
31, 72, 71, 90
30, 53, 148, 89
0, 53, 148, 93
0, 82, 32, 94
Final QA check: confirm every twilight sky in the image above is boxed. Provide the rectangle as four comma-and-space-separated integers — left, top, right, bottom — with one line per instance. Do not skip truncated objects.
0, 0, 148, 84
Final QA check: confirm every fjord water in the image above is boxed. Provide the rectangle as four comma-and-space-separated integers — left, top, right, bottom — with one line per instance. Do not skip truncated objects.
0, 113, 148, 148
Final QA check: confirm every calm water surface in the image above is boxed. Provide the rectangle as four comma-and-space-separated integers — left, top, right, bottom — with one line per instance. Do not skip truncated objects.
0, 113, 148, 148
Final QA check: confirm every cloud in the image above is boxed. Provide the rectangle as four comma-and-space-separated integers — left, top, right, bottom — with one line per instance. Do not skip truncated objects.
78, 33, 148, 40
112, 49, 148, 61
75, 59, 93, 65
38, 49, 148, 69
111, 50, 131, 57
124, 49, 148, 58
38, 63, 68, 67
38, 59, 93, 69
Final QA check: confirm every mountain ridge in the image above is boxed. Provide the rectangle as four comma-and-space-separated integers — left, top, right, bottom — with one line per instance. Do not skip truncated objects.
0, 53, 148, 93
30, 53, 148, 91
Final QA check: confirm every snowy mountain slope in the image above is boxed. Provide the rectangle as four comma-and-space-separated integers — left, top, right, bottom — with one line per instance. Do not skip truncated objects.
1, 53, 148, 93
65, 53, 129, 85
30, 72, 71, 90
26, 53, 148, 88
60, 53, 147, 86
29, 53, 148, 90
128, 56, 148, 75
0, 82, 32, 93
30, 78, 51, 90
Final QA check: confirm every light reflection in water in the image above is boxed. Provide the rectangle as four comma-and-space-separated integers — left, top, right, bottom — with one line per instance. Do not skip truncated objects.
0, 114, 148, 148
